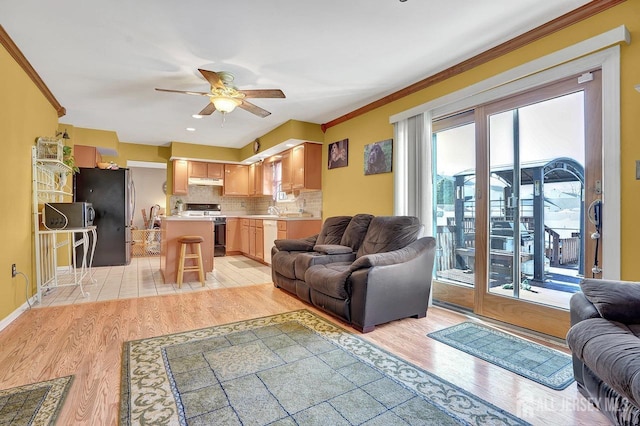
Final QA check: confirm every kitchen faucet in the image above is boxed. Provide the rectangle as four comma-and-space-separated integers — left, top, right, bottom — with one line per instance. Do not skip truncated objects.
268, 205, 281, 216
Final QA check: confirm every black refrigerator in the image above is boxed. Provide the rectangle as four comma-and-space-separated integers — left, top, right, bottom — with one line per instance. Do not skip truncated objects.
74, 167, 134, 266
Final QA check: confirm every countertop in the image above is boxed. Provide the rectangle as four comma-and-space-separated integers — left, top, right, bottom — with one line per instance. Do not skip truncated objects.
161, 216, 217, 221
161, 215, 321, 221
232, 215, 321, 221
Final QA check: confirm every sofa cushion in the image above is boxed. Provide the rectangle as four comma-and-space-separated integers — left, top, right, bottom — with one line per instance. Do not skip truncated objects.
295, 251, 357, 281
314, 245, 353, 255
357, 216, 422, 258
305, 262, 353, 300
581, 279, 640, 324
340, 214, 374, 251
316, 216, 352, 245
274, 235, 317, 252
567, 318, 640, 407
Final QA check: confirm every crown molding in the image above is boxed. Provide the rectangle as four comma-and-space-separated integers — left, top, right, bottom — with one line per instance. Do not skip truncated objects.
321, 0, 626, 132
0, 25, 66, 117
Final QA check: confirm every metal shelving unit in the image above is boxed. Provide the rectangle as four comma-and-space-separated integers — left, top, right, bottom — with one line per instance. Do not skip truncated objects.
32, 141, 96, 302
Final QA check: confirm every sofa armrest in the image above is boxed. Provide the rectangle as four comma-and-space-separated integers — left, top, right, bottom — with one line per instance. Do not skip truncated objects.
350, 237, 432, 271
569, 292, 601, 326
274, 234, 318, 252
349, 237, 436, 332
580, 279, 640, 323
314, 244, 354, 255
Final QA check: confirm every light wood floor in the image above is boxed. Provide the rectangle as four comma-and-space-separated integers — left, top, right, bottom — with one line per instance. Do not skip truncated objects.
1, 280, 608, 424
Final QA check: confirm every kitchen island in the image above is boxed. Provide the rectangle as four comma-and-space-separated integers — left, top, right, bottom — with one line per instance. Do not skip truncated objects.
159, 216, 214, 284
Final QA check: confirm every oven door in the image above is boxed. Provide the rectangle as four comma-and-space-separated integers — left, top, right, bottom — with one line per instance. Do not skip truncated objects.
214, 222, 226, 257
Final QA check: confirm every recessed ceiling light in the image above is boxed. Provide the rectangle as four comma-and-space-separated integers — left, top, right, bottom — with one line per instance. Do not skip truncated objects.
192, 114, 203, 119
186, 127, 196, 132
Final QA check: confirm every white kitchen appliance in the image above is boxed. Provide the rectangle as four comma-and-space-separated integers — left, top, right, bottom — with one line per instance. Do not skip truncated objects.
263, 220, 278, 265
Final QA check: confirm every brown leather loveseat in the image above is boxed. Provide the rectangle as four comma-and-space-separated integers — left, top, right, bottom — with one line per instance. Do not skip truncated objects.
271, 214, 436, 332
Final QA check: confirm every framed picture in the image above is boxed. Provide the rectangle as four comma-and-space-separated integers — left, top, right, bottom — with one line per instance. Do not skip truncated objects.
328, 139, 349, 169
364, 139, 393, 175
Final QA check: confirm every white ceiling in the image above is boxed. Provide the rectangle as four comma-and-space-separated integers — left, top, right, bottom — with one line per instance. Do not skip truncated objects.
2, 0, 590, 149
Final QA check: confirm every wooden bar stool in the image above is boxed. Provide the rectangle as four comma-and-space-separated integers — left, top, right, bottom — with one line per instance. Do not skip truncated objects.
176, 235, 205, 288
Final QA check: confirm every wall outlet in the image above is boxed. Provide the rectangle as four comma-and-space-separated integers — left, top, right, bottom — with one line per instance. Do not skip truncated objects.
11, 264, 16, 277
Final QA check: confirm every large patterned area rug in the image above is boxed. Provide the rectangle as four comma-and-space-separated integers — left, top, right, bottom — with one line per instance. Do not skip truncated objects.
0, 375, 73, 425
428, 322, 574, 390
121, 310, 528, 425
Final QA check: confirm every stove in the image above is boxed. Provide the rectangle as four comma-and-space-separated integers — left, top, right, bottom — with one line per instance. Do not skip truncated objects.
184, 203, 226, 256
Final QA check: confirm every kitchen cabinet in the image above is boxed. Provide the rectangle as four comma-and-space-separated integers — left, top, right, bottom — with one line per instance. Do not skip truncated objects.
172, 160, 189, 195
277, 220, 322, 239
226, 218, 241, 254
291, 143, 322, 191
224, 164, 249, 196
240, 218, 264, 261
251, 219, 264, 260
189, 161, 224, 179
277, 221, 288, 240
279, 143, 321, 194
74, 144, 102, 168
207, 163, 224, 179
280, 149, 292, 192
248, 162, 264, 196
240, 219, 250, 254
189, 161, 207, 178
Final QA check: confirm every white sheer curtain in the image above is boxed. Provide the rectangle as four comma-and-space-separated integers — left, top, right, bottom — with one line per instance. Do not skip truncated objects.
393, 112, 433, 236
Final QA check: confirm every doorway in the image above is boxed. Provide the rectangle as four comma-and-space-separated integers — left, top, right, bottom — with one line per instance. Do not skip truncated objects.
432, 71, 602, 337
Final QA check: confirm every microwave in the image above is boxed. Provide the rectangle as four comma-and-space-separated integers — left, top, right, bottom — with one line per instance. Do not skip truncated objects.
44, 202, 95, 229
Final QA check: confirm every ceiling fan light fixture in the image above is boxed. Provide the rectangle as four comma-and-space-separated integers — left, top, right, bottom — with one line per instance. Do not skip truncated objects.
212, 96, 241, 113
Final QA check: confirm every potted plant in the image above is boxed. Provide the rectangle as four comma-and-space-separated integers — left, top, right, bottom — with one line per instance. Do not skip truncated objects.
62, 145, 79, 174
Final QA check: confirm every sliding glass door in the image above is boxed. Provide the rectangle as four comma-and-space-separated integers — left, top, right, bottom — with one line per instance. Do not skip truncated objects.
433, 72, 602, 337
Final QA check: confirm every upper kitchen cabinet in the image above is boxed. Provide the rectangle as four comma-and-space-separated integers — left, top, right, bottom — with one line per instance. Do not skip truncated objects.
291, 143, 322, 192
207, 163, 224, 179
280, 149, 292, 192
223, 164, 249, 196
189, 161, 224, 179
172, 160, 189, 195
74, 145, 102, 168
188, 161, 207, 178
249, 162, 267, 196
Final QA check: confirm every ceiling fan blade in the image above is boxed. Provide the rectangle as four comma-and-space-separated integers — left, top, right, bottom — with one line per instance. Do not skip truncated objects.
155, 88, 209, 96
241, 89, 285, 99
198, 69, 225, 89
238, 100, 271, 118
198, 102, 217, 116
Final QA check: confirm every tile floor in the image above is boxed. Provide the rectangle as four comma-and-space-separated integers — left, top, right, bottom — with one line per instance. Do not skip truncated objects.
37, 255, 273, 307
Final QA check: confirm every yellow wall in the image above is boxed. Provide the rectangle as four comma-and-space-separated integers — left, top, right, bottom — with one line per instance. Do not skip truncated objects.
2, 3, 640, 325
169, 141, 241, 163
102, 142, 171, 165
0, 43, 59, 320
61, 125, 120, 152
237, 120, 324, 159
322, 2, 640, 279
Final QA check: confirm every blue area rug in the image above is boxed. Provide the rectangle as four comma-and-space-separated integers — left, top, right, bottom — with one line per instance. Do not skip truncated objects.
0, 375, 73, 425
121, 310, 529, 425
428, 322, 574, 390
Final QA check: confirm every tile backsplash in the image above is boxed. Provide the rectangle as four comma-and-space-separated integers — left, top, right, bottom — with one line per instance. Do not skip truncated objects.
170, 185, 322, 217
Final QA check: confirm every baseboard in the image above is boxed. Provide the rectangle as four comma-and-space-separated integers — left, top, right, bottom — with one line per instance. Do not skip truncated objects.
0, 295, 37, 333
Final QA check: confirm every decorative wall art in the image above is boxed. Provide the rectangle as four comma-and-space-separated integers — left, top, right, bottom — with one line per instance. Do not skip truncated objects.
364, 139, 392, 175
328, 139, 349, 169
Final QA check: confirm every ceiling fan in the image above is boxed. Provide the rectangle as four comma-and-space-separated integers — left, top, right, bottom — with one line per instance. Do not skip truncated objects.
155, 69, 285, 118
